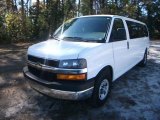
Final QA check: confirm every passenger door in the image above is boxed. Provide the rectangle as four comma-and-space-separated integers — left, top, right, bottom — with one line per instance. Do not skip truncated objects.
109, 18, 130, 79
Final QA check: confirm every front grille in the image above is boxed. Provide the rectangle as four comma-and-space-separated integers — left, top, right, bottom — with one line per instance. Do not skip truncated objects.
28, 55, 59, 67
28, 65, 57, 82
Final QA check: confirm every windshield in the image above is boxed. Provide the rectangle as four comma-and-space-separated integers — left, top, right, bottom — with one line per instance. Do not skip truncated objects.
53, 17, 112, 42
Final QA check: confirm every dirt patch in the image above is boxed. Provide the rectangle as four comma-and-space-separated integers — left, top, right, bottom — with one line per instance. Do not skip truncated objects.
0, 41, 160, 120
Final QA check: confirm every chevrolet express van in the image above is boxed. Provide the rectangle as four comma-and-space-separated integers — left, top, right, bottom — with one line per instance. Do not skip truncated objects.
23, 15, 150, 106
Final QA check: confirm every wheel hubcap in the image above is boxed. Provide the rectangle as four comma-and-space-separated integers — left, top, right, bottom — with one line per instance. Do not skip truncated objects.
99, 79, 109, 100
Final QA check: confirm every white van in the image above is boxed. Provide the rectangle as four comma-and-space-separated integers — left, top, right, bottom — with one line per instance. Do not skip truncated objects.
23, 15, 150, 106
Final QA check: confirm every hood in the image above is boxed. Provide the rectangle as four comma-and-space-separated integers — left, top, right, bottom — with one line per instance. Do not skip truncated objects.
28, 40, 102, 60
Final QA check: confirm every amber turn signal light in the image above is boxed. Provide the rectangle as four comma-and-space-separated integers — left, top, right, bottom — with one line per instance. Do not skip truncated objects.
57, 74, 86, 80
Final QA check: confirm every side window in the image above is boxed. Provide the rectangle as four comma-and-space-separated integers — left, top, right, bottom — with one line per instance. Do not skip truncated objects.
126, 21, 138, 39
142, 25, 148, 37
138, 24, 149, 37
110, 18, 127, 42
126, 21, 148, 39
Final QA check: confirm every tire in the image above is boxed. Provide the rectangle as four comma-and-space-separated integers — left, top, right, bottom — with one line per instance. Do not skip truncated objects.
91, 70, 112, 107
138, 49, 147, 67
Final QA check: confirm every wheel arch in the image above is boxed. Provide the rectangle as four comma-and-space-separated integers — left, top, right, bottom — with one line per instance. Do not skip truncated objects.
96, 65, 113, 82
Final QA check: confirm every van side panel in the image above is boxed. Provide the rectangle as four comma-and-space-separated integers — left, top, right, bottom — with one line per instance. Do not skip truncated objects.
128, 37, 148, 65
106, 17, 150, 81
78, 43, 115, 80
125, 19, 150, 66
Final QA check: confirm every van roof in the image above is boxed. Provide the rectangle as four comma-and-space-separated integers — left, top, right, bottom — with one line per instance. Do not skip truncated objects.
78, 15, 146, 25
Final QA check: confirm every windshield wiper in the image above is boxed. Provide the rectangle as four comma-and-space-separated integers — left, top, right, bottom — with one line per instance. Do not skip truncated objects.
62, 37, 101, 42
62, 37, 83, 40
63, 37, 93, 42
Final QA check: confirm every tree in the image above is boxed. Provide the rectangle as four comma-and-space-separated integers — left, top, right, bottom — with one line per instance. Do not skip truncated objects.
1, 0, 160, 43
21, 0, 26, 32
81, 0, 93, 15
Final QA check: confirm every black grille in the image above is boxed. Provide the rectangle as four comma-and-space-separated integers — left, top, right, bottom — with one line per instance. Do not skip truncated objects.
28, 55, 59, 67
28, 65, 57, 82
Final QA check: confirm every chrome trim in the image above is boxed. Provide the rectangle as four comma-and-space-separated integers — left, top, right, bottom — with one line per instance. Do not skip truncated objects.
28, 80, 94, 100
27, 60, 87, 74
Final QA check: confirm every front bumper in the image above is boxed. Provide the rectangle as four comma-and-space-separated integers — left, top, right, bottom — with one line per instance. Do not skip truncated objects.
23, 67, 94, 100
28, 80, 93, 100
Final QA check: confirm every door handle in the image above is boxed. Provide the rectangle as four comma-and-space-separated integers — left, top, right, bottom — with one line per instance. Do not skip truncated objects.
127, 41, 129, 49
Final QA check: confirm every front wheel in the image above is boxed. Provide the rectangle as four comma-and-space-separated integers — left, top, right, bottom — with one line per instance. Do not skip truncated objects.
91, 71, 111, 107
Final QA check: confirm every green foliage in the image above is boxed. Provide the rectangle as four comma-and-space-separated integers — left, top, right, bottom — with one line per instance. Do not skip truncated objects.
5, 13, 32, 42
37, 14, 49, 40
64, 0, 76, 19
81, 0, 90, 15
0, 0, 160, 44
0, 16, 10, 43
29, 4, 49, 40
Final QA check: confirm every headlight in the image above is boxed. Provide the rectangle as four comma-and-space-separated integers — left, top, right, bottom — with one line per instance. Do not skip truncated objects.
59, 59, 87, 69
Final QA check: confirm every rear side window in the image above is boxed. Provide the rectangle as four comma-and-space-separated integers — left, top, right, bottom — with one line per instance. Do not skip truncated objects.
110, 18, 126, 42
126, 21, 148, 39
